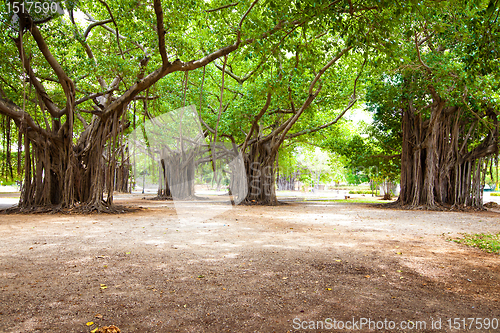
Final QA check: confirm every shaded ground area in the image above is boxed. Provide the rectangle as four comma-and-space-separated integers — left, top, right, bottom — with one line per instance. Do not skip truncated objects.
1, 194, 500, 332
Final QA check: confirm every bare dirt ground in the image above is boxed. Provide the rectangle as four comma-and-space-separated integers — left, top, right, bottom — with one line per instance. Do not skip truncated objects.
1, 194, 500, 332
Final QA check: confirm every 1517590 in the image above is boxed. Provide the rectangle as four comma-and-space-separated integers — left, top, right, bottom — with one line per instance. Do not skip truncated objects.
5, 1, 63, 16
447, 318, 499, 330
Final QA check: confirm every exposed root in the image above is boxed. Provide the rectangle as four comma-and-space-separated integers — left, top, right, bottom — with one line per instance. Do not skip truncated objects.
148, 195, 209, 201
240, 199, 284, 206
148, 195, 173, 201
0, 203, 139, 215
380, 200, 486, 212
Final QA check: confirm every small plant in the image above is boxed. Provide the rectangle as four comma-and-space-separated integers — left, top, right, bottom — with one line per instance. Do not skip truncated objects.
452, 233, 500, 254
490, 193, 500, 196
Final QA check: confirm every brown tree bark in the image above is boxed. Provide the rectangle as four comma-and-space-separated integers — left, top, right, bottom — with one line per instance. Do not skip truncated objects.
397, 92, 498, 209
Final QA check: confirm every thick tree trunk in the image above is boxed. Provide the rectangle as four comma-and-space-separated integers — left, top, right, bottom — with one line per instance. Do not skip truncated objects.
242, 141, 278, 205
398, 98, 498, 209
157, 159, 173, 199
12, 109, 128, 212
18, 123, 72, 209
158, 149, 197, 200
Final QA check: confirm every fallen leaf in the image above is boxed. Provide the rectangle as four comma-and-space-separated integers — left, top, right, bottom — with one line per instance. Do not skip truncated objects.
100, 284, 107, 290
86, 322, 94, 326
325, 288, 332, 291
95, 314, 103, 319
396, 252, 402, 255
125, 252, 131, 254
198, 275, 205, 278
335, 259, 341, 262
96, 325, 121, 333
365, 275, 370, 278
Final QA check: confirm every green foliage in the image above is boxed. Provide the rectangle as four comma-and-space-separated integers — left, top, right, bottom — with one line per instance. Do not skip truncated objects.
325, 124, 399, 185
2, 0, 498, 204
453, 233, 500, 254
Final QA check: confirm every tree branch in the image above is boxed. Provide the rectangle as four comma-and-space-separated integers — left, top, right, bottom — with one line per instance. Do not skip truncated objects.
83, 19, 113, 40
0, 97, 56, 139
415, 31, 432, 74
153, 0, 169, 67
98, 0, 124, 58
13, 37, 62, 118
206, 2, 239, 13
84, 13, 146, 54
237, 0, 259, 42
241, 92, 272, 153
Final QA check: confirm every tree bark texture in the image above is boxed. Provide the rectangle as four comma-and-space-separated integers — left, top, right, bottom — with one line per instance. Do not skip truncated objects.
398, 97, 498, 209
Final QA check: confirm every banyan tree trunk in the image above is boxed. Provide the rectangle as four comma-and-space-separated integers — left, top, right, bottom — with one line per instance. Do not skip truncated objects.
18, 119, 72, 209
242, 141, 278, 205
157, 159, 172, 199
14, 108, 127, 212
158, 150, 197, 200
398, 98, 498, 209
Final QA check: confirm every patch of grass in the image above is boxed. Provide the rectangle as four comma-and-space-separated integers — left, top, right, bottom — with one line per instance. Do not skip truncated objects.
313, 198, 385, 204
349, 190, 374, 194
330, 186, 371, 191
452, 233, 500, 254
490, 192, 500, 196
337, 199, 384, 204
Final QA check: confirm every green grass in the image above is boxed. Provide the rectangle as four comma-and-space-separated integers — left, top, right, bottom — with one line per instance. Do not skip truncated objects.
335, 199, 385, 203
349, 190, 374, 194
490, 192, 500, 196
310, 197, 387, 204
330, 186, 371, 191
452, 233, 500, 254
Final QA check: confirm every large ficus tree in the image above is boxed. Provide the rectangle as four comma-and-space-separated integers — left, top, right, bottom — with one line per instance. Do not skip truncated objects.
367, 0, 500, 209
0, 0, 286, 212
193, 0, 390, 205
118, 0, 391, 205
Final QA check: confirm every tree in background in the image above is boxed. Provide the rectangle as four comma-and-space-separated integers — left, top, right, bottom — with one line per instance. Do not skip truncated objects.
383, 1, 500, 208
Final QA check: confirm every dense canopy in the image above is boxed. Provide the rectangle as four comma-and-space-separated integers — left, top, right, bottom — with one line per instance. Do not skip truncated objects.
0, 0, 499, 211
